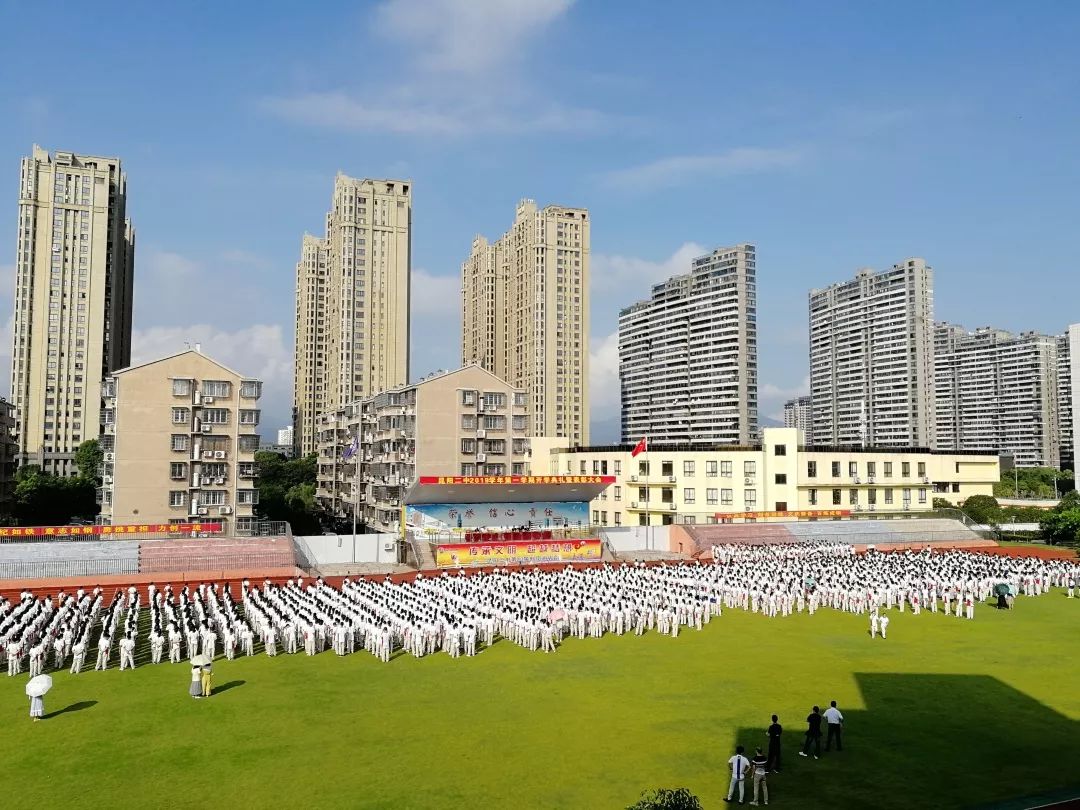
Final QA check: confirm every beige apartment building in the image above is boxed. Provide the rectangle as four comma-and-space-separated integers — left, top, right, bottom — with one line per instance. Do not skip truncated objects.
316, 366, 532, 532
462, 199, 590, 446
533, 428, 998, 527
10, 145, 135, 475
99, 349, 263, 533
294, 175, 411, 456
0, 398, 17, 518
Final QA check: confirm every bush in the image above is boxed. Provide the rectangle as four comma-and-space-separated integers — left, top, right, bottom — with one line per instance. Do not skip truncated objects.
627, 787, 704, 810
961, 494, 1001, 525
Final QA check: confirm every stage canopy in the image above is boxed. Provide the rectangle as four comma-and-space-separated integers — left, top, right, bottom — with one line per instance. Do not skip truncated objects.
404, 475, 615, 505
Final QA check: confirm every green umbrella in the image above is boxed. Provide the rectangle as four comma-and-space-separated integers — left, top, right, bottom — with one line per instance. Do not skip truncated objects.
993, 583, 1010, 597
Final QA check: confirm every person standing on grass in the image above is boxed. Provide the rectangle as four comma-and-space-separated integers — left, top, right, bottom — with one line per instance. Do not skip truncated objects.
823, 701, 844, 751
189, 665, 203, 699
879, 613, 890, 639
869, 609, 879, 638
750, 747, 769, 806
201, 663, 213, 697
765, 715, 783, 773
29, 692, 44, 721
799, 706, 822, 760
726, 744, 751, 804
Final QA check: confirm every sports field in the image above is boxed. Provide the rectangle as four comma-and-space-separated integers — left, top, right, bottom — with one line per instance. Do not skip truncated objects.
3, 591, 1079, 809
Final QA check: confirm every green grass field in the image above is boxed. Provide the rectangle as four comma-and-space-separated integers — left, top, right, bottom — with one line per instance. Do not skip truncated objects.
3, 593, 1080, 809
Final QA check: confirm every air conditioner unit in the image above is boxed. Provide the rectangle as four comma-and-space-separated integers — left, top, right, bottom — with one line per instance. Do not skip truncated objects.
869, 504, 876, 511
922, 476, 930, 484
214, 451, 226, 459
476, 453, 487, 463
201, 425, 212, 433
103, 452, 114, 462
219, 506, 232, 515
744, 477, 754, 485
103, 475, 113, 485
868, 476, 875, 484
629, 475, 639, 483
853, 476, 860, 484
667, 475, 677, 483
383, 541, 395, 552
203, 397, 214, 404
203, 451, 214, 459
476, 429, 486, 439
203, 476, 215, 486
216, 477, 225, 485
198, 508, 209, 516
855, 505, 863, 511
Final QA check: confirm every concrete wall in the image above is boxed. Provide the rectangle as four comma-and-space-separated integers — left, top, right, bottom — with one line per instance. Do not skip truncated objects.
601, 526, 671, 553
293, 533, 399, 566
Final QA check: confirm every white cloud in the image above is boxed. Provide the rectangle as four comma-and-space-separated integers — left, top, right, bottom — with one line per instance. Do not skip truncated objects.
259, 92, 610, 136
130, 324, 294, 432
760, 376, 810, 422
411, 269, 460, 316
603, 147, 805, 190
375, 0, 574, 76
143, 249, 201, 279
589, 330, 620, 418
0, 264, 15, 295
591, 242, 707, 302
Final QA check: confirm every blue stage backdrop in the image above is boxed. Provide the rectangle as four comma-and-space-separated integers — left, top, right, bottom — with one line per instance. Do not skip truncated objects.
406, 501, 589, 530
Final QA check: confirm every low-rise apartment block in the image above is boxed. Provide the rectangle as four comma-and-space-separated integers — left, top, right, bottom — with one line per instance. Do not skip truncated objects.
316, 366, 533, 532
535, 428, 998, 527
99, 349, 263, 533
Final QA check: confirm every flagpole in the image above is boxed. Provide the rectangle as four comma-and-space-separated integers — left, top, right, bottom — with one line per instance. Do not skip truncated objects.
644, 437, 650, 551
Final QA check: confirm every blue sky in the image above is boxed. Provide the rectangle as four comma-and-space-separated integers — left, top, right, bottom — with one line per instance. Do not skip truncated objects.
1, 0, 1078, 442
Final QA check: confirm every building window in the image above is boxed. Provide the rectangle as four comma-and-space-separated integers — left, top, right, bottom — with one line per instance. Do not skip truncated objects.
918, 462, 926, 478
512, 415, 527, 430
203, 490, 226, 507
867, 462, 876, 478
482, 415, 505, 430
202, 408, 229, 424
721, 489, 733, 505
683, 488, 695, 504
868, 489, 877, 505
774, 502, 787, 512
614, 513, 621, 526
706, 488, 718, 505
832, 489, 842, 505
169, 491, 186, 507
238, 490, 259, 505
774, 444, 786, 456
683, 461, 695, 476
461, 414, 476, 430
721, 460, 732, 477
918, 488, 927, 504
203, 380, 231, 398
614, 486, 621, 501
172, 379, 192, 397
593, 460, 600, 475
848, 461, 858, 477
831, 461, 841, 477
682, 515, 696, 525
171, 435, 189, 452
238, 436, 260, 452
240, 381, 262, 399
172, 408, 189, 424
706, 460, 718, 477
744, 460, 756, 477
808, 488, 818, 506
485, 439, 506, 455
613, 461, 621, 475
807, 460, 817, 478
239, 409, 260, 425
775, 473, 787, 484
849, 489, 858, 505
170, 462, 187, 480
903, 487, 912, 504
461, 439, 476, 454
744, 489, 757, 506
885, 489, 894, 504
461, 390, 476, 406
460, 463, 476, 476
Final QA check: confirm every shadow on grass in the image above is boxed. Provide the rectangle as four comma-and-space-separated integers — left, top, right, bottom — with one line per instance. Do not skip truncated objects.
43, 700, 98, 719
729, 673, 1080, 809
212, 680, 245, 696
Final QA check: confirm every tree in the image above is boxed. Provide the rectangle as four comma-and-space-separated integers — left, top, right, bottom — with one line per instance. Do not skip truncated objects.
254, 452, 323, 534
961, 494, 1001, 526
1040, 509, 1080, 546
74, 439, 104, 481
13, 468, 97, 526
627, 788, 704, 810
932, 497, 954, 510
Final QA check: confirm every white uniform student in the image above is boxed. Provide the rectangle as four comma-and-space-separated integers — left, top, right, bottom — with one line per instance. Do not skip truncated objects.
119, 634, 136, 670
150, 633, 164, 664
70, 640, 86, 674
869, 611, 879, 639
726, 746, 751, 804
879, 614, 890, 639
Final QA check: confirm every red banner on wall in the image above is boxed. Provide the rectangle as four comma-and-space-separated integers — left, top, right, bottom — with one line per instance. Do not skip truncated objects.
0, 522, 225, 538
419, 475, 616, 486
716, 509, 852, 520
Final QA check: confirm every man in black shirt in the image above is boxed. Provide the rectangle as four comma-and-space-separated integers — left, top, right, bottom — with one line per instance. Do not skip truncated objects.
799, 705, 822, 759
766, 714, 783, 773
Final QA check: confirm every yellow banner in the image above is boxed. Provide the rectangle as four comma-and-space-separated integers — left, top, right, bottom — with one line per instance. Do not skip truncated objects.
436, 539, 602, 567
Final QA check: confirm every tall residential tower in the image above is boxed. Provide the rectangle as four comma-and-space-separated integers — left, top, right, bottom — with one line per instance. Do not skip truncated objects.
462, 199, 590, 445
10, 146, 135, 475
293, 175, 411, 456
619, 244, 758, 445
809, 259, 935, 448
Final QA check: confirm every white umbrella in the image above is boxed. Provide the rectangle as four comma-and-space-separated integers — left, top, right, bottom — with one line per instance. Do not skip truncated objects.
25, 674, 52, 698
191, 654, 212, 666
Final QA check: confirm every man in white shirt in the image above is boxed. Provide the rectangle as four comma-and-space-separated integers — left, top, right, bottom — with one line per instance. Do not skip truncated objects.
726, 744, 751, 804
879, 613, 890, 639
823, 700, 844, 751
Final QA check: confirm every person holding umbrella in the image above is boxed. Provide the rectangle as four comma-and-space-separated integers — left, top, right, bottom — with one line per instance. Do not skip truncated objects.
189, 664, 203, 699
26, 674, 51, 721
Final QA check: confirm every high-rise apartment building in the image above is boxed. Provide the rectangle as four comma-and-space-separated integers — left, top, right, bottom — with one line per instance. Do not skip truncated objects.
809, 260, 935, 448
294, 175, 411, 456
10, 145, 135, 475
935, 324, 1060, 468
462, 199, 589, 446
783, 395, 812, 439
315, 365, 532, 532
1060, 324, 1079, 471
619, 244, 758, 445
99, 349, 263, 533
277, 426, 294, 447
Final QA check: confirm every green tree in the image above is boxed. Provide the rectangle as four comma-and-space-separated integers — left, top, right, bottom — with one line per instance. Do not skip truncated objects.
1039, 509, 1080, 546
932, 497, 954, 510
74, 439, 104, 481
254, 452, 322, 534
627, 788, 704, 810
961, 494, 1001, 525
13, 468, 97, 526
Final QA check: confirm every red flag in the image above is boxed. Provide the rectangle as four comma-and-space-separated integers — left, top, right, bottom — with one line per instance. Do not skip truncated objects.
631, 437, 647, 457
